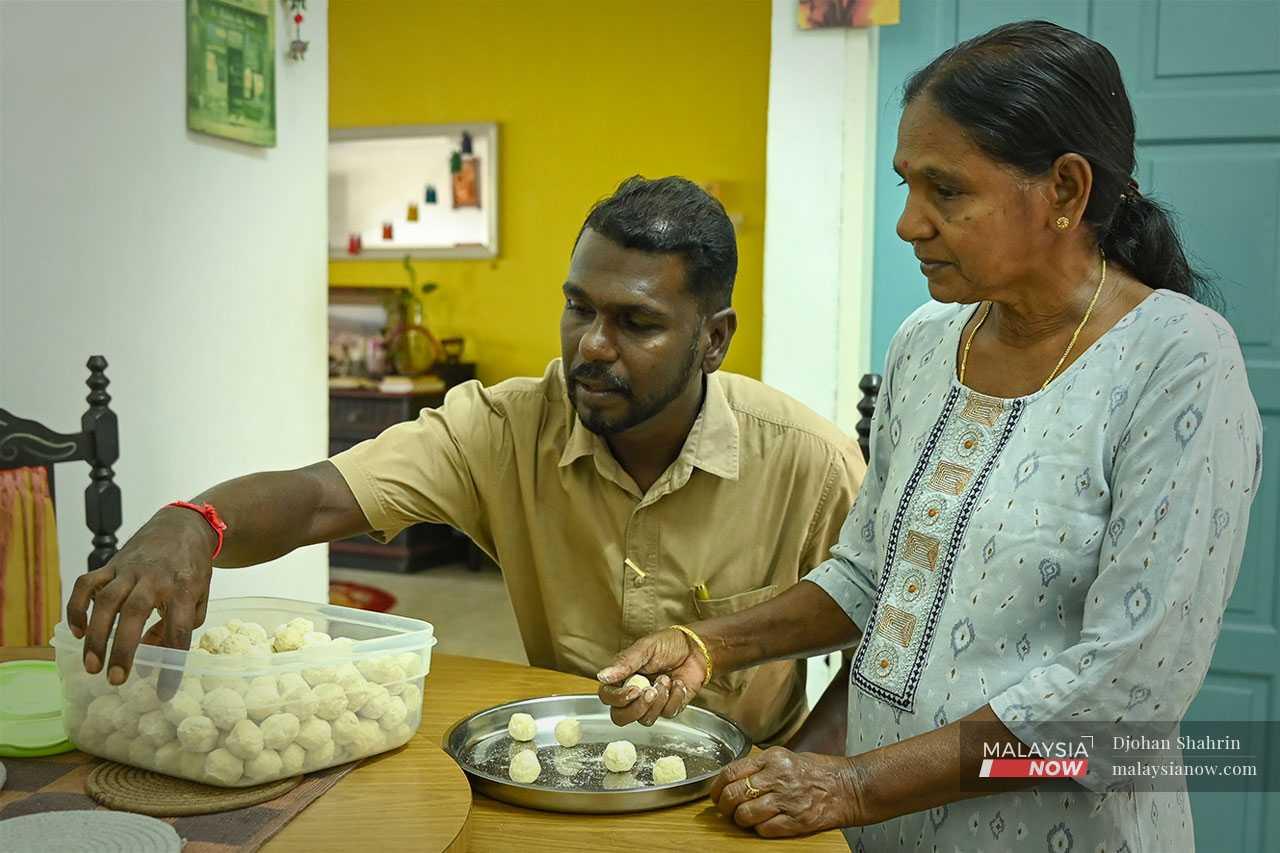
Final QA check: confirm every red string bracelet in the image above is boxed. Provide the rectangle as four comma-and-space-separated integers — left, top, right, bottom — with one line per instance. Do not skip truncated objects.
166, 501, 228, 559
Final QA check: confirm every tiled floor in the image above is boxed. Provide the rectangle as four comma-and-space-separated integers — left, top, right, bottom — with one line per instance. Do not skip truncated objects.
331, 563, 527, 665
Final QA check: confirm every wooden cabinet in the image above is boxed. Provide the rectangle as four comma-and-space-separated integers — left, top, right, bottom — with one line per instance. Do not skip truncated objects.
329, 367, 476, 573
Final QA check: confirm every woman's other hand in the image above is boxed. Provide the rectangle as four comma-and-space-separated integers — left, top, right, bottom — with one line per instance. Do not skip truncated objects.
709, 746, 866, 837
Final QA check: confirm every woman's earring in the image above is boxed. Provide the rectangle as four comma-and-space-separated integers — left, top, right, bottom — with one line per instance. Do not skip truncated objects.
1055, 216, 1071, 231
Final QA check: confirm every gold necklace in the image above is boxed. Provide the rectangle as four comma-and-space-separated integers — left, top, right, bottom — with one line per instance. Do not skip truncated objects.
959, 255, 1108, 392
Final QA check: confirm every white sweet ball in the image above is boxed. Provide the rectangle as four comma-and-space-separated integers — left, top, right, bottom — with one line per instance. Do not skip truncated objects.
652, 755, 687, 784
176, 675, 204, 699
238, 622, 270, 645
198, 626, 230, 653
203, 687, 248, 731
272, 618, 314, 652
396, 684, 422, 714
217, 633, 256, 657
177, 715, 219, 752
261, 713, 301, 751
395, 652, 421, 678
603, 740, 637, 773
280, 743, 306, 776
225, 719, 264, 761
162, 692, 203, 727
303, 739, 335, 771
509, 750, 541, 784
120, 678, 161, 713
337, 668, 371, 713
87, 693, 124, 722
332, 711, 361, 746
138, 709, 176, 747
244, 681, 282, 723
244, 748, 283, 782
155, 741, 183, 774
343, 719, 384, 758
356, 684, 390, 721
177, 749, 206, 780
312, 683, 348, 720
507, 713, 537, 742
225, 619, 246, 633
277, 672, 308, 694
302, 631, 332, 648
623, 674, 651, 691
76, 714, 113, 747
554, 719, 582, 748
386, 723, 414, 747
204, 747, 244, 786
110, 703, 141, 738
128, 738, 157, 768
201, 674, 248, 695
295, 717, 332, 751
104, 731, 132, 760
302, 666, 339, 688
377, 696, 407, 731
282, 684, 317, 720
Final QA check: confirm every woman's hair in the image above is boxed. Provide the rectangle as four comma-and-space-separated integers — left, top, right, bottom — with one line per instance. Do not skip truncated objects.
904, 20, 1214, 305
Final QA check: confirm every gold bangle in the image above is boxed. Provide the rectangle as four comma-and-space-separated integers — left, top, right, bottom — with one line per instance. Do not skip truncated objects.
670, 624, 713, 687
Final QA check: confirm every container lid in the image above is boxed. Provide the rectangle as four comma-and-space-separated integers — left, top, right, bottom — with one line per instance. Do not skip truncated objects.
0, 659, 75, 757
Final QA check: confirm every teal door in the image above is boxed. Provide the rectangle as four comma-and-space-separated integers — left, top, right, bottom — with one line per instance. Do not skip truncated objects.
872, 3, 1280, 851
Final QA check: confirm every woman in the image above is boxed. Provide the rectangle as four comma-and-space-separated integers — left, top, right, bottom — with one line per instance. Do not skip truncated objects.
596, 21, 1262, 851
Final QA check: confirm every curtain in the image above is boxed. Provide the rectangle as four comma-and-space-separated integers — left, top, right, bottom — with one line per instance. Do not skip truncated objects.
0, 466, 61, 645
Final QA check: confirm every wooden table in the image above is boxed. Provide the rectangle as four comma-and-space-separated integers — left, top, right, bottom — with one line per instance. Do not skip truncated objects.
1, 648, 847, 852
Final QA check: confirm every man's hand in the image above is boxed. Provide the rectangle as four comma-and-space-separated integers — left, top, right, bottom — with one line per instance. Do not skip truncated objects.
596, 628, 707, 726
709, 746, 866, 837
66, 506, 216, 694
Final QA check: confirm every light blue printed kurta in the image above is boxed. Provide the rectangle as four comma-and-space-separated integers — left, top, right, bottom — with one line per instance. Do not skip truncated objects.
808, 290, 1263, 852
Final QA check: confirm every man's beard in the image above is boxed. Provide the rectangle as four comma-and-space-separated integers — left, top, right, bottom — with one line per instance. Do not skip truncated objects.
570, 338, 702, 436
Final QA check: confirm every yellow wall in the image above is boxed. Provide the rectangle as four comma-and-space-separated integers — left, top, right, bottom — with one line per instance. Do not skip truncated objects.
329, 0, 771, 385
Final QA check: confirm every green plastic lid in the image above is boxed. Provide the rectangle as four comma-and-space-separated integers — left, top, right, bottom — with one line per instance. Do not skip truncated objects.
0, 660, 75, 757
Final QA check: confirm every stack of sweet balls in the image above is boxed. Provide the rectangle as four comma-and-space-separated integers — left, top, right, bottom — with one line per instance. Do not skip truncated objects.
62, 617, 425, 786
505, 674, 688, 787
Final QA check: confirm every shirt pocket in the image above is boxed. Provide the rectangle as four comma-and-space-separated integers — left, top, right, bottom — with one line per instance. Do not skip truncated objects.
691, 584, 779, 694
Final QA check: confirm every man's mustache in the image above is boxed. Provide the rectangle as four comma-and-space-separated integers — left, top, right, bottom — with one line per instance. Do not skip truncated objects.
570, 363, 630, 395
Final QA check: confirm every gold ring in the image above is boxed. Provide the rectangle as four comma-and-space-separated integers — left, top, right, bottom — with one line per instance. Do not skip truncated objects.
743, 778, 761, 799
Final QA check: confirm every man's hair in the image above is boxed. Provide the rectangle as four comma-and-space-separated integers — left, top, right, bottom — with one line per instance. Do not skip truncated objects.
577, 176, 737, 312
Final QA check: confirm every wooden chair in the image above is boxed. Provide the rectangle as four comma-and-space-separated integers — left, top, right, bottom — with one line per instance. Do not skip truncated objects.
855, 373, 882, 463
0, 356, 121, 570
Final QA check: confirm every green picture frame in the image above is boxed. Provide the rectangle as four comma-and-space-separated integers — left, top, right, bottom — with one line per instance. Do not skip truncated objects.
186, 0, 277, 147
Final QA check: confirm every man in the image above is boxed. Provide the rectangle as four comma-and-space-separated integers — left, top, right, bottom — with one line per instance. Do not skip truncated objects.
68, 176, 865, 747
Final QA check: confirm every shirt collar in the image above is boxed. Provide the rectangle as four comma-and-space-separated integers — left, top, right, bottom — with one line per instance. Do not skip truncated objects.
558, 371, 741, 484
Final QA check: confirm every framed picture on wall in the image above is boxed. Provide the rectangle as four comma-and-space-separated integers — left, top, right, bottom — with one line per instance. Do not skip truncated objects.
186, 0, 277, 147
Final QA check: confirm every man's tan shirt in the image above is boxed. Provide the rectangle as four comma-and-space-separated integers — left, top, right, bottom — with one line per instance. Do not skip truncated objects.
330, 359, 864, 742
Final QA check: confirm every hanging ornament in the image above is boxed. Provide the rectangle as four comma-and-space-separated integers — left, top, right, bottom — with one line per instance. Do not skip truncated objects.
460, 131, 473, 155
425, 184, 438, 204
285, 0, 309, 61
450, 151, 463, 174
407, 202, 419, 222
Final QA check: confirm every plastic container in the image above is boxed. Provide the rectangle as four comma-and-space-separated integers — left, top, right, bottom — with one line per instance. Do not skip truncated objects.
52, 596, 435, 787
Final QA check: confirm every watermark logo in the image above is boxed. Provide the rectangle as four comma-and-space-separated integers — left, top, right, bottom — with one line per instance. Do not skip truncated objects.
979, 737, 1091, 780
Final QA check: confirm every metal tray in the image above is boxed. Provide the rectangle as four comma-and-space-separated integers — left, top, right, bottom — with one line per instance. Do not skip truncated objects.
443, 693, 751, 813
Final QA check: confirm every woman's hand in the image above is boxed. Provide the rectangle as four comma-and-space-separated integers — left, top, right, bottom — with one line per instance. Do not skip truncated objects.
709, 746, 867, 837
596, 628, 707, 726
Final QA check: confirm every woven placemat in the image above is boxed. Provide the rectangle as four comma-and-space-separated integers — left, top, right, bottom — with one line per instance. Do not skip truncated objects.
0, 808, 182, 853
86, 762, 303, 816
